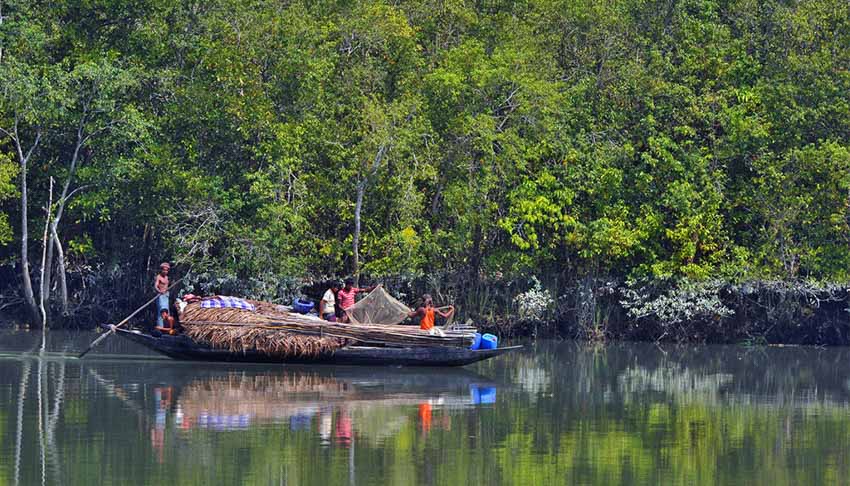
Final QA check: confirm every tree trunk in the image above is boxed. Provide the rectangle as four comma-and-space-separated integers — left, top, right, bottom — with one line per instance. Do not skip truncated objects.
41, 221, 55, 316
19, 149, 39, 323
36, 124, 86, 319
38, 177, 53, 328
41, 127, 84, 318
353, 179, 365, 287
351, 143, 389, 287
51, 226, 68, 316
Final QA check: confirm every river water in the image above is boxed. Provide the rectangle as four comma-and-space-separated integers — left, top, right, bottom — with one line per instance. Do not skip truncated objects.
1, 330, 850, 485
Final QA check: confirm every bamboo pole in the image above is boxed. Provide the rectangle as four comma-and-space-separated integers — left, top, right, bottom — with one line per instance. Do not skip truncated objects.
78, 277, 184, 358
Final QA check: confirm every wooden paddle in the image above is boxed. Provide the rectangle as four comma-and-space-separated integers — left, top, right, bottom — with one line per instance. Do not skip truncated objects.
78, 277, 184, 358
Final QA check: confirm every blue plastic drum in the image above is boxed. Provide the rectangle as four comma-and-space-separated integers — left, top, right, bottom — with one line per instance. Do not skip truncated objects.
480, 333, 498, 349
470, 332, 483, 350
292, 298, 314, 314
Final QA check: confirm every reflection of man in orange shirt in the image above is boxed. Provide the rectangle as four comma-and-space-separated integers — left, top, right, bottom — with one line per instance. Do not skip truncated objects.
418, 403, 432, 433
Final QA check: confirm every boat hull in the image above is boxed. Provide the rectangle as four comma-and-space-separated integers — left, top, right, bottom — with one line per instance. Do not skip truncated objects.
110, 327, 521, 367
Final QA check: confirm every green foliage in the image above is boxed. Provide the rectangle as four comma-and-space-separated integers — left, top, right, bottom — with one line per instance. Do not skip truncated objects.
0, 151, 18, 245
1, 0, 849, 321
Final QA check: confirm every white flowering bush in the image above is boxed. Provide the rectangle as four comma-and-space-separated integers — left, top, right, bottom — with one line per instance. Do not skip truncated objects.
621, 279, 734, 326
514, 277, 554, 322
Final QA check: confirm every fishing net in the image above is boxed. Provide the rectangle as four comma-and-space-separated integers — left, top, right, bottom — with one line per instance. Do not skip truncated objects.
345, 285, 411, 325
345, 286, 456, 327
437, 306, 455, 328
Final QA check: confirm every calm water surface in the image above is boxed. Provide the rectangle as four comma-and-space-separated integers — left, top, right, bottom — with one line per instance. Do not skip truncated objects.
1, 330, 850, 485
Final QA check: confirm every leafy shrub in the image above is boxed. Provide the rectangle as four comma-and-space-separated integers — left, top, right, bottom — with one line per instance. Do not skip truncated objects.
514, 277, 554, 322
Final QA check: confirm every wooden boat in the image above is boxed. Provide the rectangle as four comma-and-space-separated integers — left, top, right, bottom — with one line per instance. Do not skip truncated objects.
110, 326, 521, 367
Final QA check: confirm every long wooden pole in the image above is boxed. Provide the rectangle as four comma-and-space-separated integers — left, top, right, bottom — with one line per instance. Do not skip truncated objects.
78, 277, 183, 358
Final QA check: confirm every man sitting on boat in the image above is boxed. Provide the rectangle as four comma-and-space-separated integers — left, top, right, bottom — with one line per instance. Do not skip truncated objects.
157, 308, 177, 335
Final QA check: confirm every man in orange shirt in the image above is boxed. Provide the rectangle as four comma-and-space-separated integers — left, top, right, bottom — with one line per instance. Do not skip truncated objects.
408, 294, 454, 330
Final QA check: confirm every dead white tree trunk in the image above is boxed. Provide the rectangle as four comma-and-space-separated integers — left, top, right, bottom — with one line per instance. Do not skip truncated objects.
353, 181, 365, 286
41, 221, 54, 321
39, 177, 53, 332
352, 143, 388, 286
42, 112, 88, 316
51, 226, 69, 315
0, 117, 43, 323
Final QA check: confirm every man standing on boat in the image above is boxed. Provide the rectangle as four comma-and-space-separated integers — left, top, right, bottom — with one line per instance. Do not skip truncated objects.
154, 262, 171, 327
337, 278, 374, 323
408, 294, 454, 331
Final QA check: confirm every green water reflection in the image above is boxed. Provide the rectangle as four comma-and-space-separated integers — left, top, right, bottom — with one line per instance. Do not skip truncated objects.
2, 330, 850, 485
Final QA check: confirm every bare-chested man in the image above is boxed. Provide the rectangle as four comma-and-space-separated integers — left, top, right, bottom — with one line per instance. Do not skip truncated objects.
154, 262, 170, 327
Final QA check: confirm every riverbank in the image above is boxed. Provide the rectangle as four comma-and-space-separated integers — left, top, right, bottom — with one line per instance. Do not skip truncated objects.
483, 279, 850, 346
3, 275, 849, 346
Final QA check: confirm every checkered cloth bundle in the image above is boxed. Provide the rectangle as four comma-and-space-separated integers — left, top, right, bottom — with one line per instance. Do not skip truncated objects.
200, 296, 256, 312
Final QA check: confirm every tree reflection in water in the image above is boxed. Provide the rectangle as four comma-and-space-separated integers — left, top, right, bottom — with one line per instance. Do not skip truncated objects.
3, 331, 850, 484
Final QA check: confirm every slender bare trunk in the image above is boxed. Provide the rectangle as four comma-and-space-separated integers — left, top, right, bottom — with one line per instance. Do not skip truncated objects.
41, 222, 54, 316
353, 180, 365, 286
18, 132, 40, 323
40, 120, 87, 319
51, 227, 68, 315
39, 177, 54, 331
351, 144, 389, 286
39, 130, 81, 319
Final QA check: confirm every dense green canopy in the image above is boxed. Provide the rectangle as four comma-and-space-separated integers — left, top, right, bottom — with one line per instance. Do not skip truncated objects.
0, 0, 848, 325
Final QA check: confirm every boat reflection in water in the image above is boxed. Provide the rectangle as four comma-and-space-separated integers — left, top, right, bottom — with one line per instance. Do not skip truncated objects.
146, 365, 499, 457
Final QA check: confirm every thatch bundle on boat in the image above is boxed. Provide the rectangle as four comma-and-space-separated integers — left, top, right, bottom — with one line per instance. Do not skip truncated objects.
178, 295, 475, 358
183, 323, 347, 357
179, 301, 348, 358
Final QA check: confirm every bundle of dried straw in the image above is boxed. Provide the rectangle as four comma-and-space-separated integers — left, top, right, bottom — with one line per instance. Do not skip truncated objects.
180, 301, 347, 358
178, 299, 474, 358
